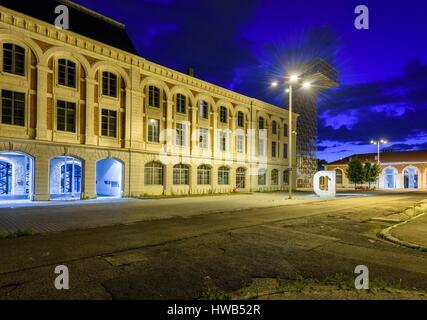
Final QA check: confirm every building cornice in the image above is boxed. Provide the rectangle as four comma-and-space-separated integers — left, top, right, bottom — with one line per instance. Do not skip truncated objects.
0, 5, 296, 119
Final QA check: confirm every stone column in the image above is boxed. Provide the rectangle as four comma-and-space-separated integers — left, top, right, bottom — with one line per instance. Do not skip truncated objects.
124, 88, 132, 148
85, 77, 96, 145
33, 154, 50, 201
36, 64, 49, 141
83, 158, 96, 199
164, 163, 173, 195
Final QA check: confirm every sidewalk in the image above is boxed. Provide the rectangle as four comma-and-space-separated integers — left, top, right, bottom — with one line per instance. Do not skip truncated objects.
389, 213, 427, 249
0, 192, 321, 234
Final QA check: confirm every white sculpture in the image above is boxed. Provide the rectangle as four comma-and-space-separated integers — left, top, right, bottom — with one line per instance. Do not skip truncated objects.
313, 170, 336, 197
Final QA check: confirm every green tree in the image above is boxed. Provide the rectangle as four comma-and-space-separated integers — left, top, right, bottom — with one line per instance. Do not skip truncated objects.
364, 162, 380, 189
347, 158, 364, 189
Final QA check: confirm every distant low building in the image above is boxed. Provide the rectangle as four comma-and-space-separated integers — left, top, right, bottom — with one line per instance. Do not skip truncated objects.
324, 150, 427, 190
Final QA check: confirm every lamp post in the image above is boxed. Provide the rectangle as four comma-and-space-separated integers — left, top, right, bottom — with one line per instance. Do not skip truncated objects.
272, 76, 311, 199
371, 139, 387, 189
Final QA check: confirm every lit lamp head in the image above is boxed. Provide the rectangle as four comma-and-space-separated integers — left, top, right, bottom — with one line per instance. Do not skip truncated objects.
370, 140, 376, 145
271, 81, 278, 88
380, 139, 387, 144
302, 81, 312, 89
289, 74, 299, 83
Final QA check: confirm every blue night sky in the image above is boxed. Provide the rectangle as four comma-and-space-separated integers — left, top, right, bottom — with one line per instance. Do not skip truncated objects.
74, 0, 427, 162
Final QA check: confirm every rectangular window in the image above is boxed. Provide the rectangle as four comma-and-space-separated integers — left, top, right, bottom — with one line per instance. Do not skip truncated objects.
58, 59, 76, 87
283, 144, 288, 159
197, 166, 211, 185
57, 100, 76, 133
102, 72, 117, 97
272, 141, 277, 157
199, 128, 209, 149
148, 86, 160, 108
259, 138, 265, 156
236, 135, 244, 154
219, 131, 227, 151
101, 109, 117, 137
237, 112, 244, 127
258, 170, 266, 185
176, 123, 186, 146
3, 43, 25, 76
1, 90, 25, 126
218, 167, 230, 185
199, 100, 208, 119
176, 94, 186, 113
148, 118, 160, 142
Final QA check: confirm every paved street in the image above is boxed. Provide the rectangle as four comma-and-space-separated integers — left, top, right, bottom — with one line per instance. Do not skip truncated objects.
0, 192, 426, 299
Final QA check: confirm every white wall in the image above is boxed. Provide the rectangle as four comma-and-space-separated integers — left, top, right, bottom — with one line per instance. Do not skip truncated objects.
96, 159, 123, 197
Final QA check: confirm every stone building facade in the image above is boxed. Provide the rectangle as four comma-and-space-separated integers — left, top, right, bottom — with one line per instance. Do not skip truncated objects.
325, 150, 427, 190
0, 1, 297, 201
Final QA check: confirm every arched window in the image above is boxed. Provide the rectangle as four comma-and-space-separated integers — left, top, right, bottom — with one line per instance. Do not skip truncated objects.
384, 167, 397, 189
200, 100, 209, 119
197, 165, 211, 185
218, 166, 230, 185
220, 106, 228, 123
335, 169, 343, 184
271, 169, 279, 185
144, 162, 163, 185
258, 117, 265, 130
236, 167, 246, 188
283, 170, 289, 184
50, 156, 82, 199
258, 168, 266, 185
3, 43, 25, 76
173, 164, 189, 185
58, 59, 76, 88
176, 93, 186, 113
237, 111, 244, 127
148, 85, 160, 108
102, 71, 117, 97
272, 121, 277, 134
404, 167, 418, 189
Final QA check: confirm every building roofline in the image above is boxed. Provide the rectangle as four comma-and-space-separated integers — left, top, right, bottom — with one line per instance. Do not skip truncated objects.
58, 0, 126, 29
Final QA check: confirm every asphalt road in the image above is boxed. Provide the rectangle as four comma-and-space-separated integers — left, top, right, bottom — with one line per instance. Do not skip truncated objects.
0, 192, 426, 299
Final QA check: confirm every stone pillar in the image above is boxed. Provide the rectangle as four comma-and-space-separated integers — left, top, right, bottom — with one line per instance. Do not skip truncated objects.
85, 77, 96, 145
83, 158, 96, 199
130, 153, 144, 197
129, 65, 143, 149
165, 100, 174, 152
124, 88, 132, 148
164, 163, 173, 195
33, 155, 50, 201
189, 164, 197, 194
36, 64, 49, 141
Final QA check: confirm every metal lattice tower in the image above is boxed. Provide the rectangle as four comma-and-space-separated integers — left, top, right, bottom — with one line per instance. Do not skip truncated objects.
288, 59, 339, 188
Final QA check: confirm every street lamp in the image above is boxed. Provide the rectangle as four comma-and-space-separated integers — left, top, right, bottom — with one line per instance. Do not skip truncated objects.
371, 139, 387, 189
370, 139, 387, 163
271, 74, 311, 199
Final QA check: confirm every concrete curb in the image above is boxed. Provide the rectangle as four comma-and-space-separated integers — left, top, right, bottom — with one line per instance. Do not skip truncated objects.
380, 211, 427, 251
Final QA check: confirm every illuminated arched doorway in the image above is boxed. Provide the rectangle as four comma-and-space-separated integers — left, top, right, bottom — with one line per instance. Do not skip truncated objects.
384, 167, 397, 189
404, 167, 418, 189
0, 151, 34, 201
50, 156, 82, 200
96, 158, 124, 197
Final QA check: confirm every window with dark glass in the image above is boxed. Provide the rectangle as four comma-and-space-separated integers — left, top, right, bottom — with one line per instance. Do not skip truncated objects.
1, 90, 25, 126
283, 144, 288, 159
3, 43, 25, 76
101, 109, 117, 137
237, 111, 244, 127
173, 164, 189, 185
271, 169, 279, 185
102, 72, 117, 97
57, 100, 76, 132
258, 169, 266, 185
148, 86, 160, 108
218, 166, 230, 185
220, 106, 227, 123
200, 100, 208, 119
272, 121, 277, 134
145, 162, 163, 185
284, 123, 288, 137
58, 59, 76, 87
283, 170, 289, 184
272, 141, 277, 157
258, 117, 264, 129
176, 94, 186, 113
